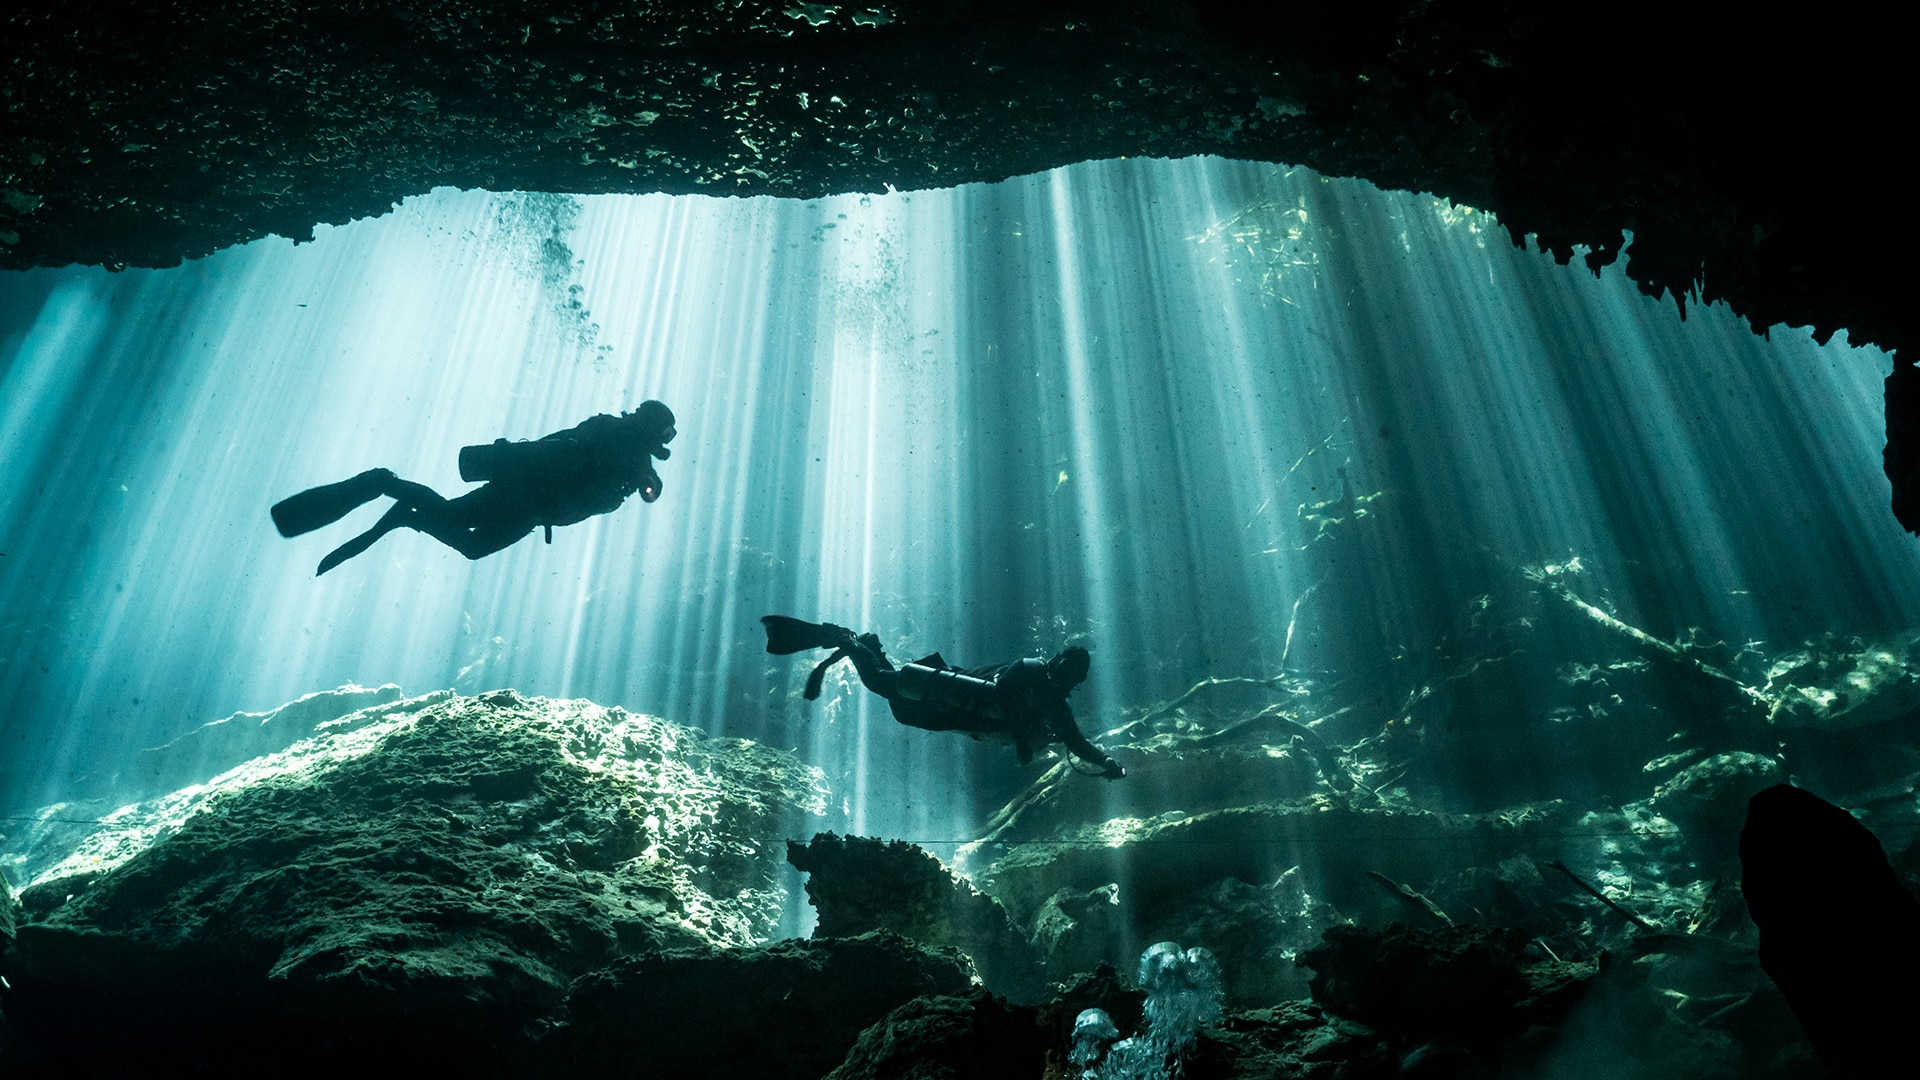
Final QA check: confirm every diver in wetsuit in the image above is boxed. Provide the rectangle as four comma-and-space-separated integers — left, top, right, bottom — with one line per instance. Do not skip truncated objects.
762, 615, 1126, 779
271, 401, 676, 576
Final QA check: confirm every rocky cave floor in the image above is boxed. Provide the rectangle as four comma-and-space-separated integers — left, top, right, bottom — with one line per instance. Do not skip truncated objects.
4, 559, 1917, 1077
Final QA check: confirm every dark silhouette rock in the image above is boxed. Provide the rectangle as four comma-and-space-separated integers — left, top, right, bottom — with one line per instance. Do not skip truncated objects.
1740, 784, 1920, 1076
826, 966, 1145, 1080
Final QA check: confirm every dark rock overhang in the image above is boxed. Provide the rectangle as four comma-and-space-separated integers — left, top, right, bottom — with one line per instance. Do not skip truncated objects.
4, 1, 1916, 525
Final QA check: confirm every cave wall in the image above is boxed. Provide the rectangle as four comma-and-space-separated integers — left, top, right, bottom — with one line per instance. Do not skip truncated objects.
4, 0, 1915, 520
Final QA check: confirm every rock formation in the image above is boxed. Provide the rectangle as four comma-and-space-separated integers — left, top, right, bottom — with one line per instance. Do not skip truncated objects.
0, 689, 972, 1074
1740, 784, 1920, 1078
789, 833, 1044, 1001
1, 2, 1911, 526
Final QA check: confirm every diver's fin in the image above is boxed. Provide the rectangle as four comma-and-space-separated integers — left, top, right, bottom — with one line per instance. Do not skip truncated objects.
271, 469, 393, 538
804, 649, 849, 700
314, 506, 405, 576
913, 652, 948, 669
762, 615, 854, 655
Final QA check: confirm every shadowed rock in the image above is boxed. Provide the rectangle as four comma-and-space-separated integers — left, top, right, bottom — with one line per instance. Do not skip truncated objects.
1299, 924, 1594, 1046
827, 966, 1145, 1080
555, 931, 973, 1080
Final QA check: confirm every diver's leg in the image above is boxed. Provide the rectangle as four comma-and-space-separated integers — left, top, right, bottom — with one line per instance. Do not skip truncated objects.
314, 479, 518, 572
371, 474, 453, 510
437, 515, 536, 559
841, 634, 900, 698
312, 474, 456, 574
385, 486, 533, 560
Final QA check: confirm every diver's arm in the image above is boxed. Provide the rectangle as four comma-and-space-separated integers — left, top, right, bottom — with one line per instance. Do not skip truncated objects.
1052, 704, 1125, 779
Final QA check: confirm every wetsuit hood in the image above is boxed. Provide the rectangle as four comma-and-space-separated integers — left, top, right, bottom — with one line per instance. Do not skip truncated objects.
1047, 646, 1090, 690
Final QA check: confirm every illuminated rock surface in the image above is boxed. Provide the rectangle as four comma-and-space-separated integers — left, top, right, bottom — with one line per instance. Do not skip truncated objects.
0, 689, 864, 1072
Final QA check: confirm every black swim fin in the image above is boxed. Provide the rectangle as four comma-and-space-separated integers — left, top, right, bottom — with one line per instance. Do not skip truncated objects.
804, 649, 849, 700
271, 469, 393, 538
314, 505, 406, 576
761, 615, 854, 655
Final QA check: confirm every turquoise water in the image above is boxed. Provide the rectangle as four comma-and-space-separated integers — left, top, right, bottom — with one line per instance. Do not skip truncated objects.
0, 156, 1907, 848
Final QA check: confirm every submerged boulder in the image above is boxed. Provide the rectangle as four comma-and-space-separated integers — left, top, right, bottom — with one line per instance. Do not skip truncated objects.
788, 834, 1042, 1002
3, 689, 829, 1072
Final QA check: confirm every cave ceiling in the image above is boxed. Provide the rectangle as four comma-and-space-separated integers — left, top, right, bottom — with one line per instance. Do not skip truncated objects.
4, 1, 1917, 526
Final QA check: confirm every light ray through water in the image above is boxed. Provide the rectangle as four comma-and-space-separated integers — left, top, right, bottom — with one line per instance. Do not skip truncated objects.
0, 156, 1911, 856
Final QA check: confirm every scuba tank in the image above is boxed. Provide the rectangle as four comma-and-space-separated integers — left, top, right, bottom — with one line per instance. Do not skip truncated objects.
458, 438, 573, 483
895, 663, 1006, 718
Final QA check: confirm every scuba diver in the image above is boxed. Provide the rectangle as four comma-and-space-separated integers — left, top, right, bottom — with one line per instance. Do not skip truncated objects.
762, 615, 1126, 779
270, 401, 676, 576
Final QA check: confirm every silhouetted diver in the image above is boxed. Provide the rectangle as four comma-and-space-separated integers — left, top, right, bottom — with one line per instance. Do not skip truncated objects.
271, 402, 675, 575
762, 615, 1126, 779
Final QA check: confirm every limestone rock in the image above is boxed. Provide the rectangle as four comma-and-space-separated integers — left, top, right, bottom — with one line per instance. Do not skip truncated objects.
977, 800, 1535, 934
4, 688, 454, 889
1142, 872, 1341, 1009
788, 834, 1042, 1001
976, 738, 1329, 848
555, 931, 973, 1080
1031, 884, 1126, 987
0, 867, 12, 1055
3, 689, 827, 1071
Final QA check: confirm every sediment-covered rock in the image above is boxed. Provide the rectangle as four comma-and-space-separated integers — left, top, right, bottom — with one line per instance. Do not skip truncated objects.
1761, 633, 1920, 732
2, 689, 828, 1072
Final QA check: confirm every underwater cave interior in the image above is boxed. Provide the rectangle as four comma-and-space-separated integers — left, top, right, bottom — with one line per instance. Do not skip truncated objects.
1, 154, 1917, 1076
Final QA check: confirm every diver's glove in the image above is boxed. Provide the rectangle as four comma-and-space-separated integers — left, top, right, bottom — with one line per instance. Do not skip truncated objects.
1100, 758, 1127, 780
